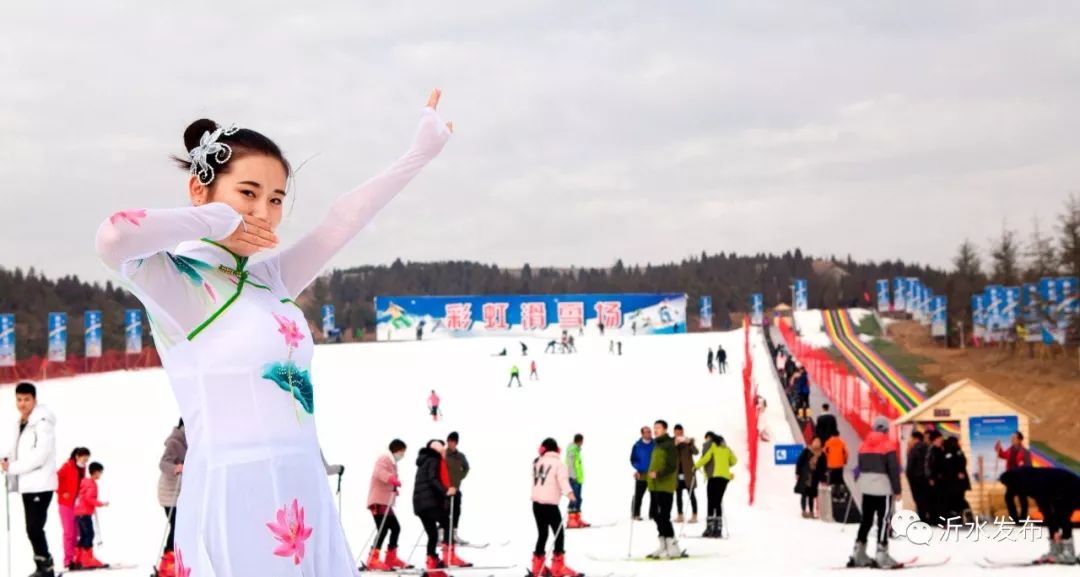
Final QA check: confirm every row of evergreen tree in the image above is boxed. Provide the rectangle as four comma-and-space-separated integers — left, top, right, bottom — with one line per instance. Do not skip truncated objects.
2, 195, 1076, 356
948, 194, 1080, 343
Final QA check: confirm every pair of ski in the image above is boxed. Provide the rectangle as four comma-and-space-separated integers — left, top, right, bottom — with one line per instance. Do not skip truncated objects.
567, 521, 620, 530
56, 563, 137, 576
458, 540, 512, 549
587, 552, 725, 563
359, 566, 506, 576
831, 557, 950, 570
976, 556, 1079, 568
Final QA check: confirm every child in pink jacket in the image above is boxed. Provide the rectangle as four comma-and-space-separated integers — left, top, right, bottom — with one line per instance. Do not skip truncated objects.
530, 438, 581, 577
364, 439, 411, 572
74, 462, 109, 568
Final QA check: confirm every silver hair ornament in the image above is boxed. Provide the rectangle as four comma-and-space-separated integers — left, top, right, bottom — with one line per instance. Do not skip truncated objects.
188, 124, 240, 185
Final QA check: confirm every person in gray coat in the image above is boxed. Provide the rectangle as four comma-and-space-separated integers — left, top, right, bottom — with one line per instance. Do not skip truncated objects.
157, 420, 187, 573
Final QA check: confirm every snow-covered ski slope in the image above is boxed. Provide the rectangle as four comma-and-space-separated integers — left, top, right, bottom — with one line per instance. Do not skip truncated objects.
0, 329, 1064, 576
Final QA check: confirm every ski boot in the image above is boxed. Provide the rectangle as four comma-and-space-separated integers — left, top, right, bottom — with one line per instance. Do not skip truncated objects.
156, 550, 177, 577
701, 517, 715, 538
365, 548, 391, 571
689, 513, 698, 524
714, 516, 724, 539
846, 541, 873, 568
30, 555, 55, 577
549, 553, 582, 577
443, 544, 472, 567
385, 548, 414, 570
646, 537, 667, 559
664, 537, 687, 559
1035, 541, 1063, 564
874, 542, 900, 569
1057, 538, 1077, 564
425, 554, 448, 577
78, 547, 106, 569
527, 553, 551, 577
674, 513, 685, 524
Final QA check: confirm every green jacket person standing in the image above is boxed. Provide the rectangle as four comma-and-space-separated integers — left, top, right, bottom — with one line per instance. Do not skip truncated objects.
646, 420, 684, 559
566, 434, 590, 528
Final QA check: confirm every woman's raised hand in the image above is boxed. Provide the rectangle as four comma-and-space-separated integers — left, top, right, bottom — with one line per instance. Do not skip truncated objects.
427, 89, 453, 133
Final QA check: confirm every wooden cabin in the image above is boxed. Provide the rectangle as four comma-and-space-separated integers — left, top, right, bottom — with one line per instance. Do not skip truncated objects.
893, 378, 1037, 521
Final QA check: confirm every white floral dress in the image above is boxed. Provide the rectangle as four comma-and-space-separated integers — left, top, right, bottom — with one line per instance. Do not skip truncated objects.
95, 109, 450, 576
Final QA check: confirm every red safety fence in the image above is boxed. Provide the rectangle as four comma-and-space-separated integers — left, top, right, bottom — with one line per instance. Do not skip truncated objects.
743, 317, 759, 505
776, 319, 900, 443
0, 349, 162, 385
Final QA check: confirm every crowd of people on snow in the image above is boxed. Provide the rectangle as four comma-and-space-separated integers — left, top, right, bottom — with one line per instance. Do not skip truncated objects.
2, 378, 745, 577
767, 329, 1080, 567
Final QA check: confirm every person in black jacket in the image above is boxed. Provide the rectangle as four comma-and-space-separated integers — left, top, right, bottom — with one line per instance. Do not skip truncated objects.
924, 430, 946, 525
814, 404, 839, 441
1001, 467, 1080, 564
942, 437, 971, 521
795, 438, 827, 518
413, 440, 456, 574
904, 431, 930, 522
716, 345, 728, 374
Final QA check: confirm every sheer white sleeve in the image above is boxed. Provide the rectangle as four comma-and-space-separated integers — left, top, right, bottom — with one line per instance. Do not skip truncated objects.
95, 202, 243, 339
95, 203, 242, 272
273, 107, 451, 298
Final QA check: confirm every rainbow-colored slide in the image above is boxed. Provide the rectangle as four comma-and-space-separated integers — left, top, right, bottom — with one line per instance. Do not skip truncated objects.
822, 309, 1063, 469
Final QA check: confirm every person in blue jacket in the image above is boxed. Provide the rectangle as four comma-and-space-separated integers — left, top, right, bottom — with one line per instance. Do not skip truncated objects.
795, 368, 811, 418
630, 426, 655, 520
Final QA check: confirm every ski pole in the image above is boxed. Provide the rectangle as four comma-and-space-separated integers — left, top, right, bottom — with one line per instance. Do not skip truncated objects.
627, 494, 636, 559
404, 524, 426, 567
355, 492, 397, 566
94, 511, 103, 546
677, 479, 694, 539
154, 474, 181, 569
448, 490, 457, 547
883, 496, 895, 545
5, 474, 11, 577
840, 487, 856, 532
549, 505, 568, 558
336, 471, 343, 516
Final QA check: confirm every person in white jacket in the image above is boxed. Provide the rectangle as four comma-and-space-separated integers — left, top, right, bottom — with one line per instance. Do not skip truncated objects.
2, 381, 58, 577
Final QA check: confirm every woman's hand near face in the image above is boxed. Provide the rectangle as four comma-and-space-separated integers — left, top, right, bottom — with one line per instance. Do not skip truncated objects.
221, 215, 278, 257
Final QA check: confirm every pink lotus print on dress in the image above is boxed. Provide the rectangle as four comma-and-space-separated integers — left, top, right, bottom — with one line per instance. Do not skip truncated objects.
109, 209, 147, 227
267, 498, 313, 565
175, 548, 191, 577
273, 313, 304, 349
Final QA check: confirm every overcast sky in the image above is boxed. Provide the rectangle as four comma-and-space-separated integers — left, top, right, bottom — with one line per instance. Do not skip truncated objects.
2, 2, 1078, 285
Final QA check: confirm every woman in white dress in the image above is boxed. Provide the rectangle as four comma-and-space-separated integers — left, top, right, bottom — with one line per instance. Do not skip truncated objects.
95, 90, 452, 576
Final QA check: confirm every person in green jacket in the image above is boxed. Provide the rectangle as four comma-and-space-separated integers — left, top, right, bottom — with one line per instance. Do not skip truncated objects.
565, 434, 590, 528
694, 432, 737, 539
646, 420, 684, 559
507, 365, 522, 387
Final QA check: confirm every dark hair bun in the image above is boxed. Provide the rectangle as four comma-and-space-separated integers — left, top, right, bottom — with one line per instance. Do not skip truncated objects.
183, 118, 219, 152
